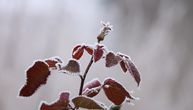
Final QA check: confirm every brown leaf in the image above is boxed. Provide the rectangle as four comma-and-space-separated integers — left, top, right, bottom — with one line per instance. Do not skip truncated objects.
120, 61, 127, 73
19, 61, 50, 97
105, 52, 119, 67
84, 45, 94, 55
82, 79, 102, 97
72, 45, 84, 60
124, 59, 141, 86
117, 52, 141, 86
103, 78, 134, 105
72, 96, 105, 109
40, 92, 70, 110
61, 59, 80, 73
93, 45, 104, 62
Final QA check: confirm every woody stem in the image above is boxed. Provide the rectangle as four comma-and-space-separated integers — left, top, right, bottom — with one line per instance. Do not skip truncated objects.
78, 56, 94, 95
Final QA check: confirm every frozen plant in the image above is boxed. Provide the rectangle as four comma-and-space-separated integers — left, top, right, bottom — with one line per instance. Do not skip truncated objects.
19, 22, 141, 110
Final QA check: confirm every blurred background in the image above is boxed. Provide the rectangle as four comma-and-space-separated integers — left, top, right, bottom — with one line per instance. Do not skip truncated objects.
0, 0, 193, 110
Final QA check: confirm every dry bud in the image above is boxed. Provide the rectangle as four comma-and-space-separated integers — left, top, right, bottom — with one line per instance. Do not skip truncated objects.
97, 21, 113, 42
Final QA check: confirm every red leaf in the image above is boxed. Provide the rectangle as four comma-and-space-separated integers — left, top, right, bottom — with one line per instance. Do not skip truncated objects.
124, 59, 141, 86
72, 45, 84, 60
19, 61, 50, 97
82, 79, 102, 97
40, 92, 70, 110
105, 52, 119, 67
120, 61, 127, 73
45, 57, 63, 69
84, 45, 94, 55
60, 59, 80, 73
103, 78, 134, 105
93, 45, 104, 62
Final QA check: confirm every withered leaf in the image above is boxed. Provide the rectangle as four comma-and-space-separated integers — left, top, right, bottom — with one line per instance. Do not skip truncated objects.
105, 52, 119, 67
61, 59, 80, 73
117, 52, 141, 86
103, 78, 134, 105
124, 59, 141, 86
19, 61, 50, 97
120, 61, 127, 73
40, 92, 70, 110
45, 57, 63, 69
72, 96, 105, 109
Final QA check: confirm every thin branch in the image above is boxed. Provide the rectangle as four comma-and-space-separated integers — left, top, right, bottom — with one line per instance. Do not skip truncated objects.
78, 21, 112, 96
78, 56, 94, 95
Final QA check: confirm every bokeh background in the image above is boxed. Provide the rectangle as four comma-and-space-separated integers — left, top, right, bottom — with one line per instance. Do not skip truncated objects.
0, 0, 193, 110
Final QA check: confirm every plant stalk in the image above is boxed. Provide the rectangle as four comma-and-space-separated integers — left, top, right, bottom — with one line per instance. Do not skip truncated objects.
78, 56, 94, 95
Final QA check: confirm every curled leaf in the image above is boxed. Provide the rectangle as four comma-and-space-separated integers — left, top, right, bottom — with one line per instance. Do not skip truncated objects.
45, 57, 63, 69
72, 45, 84, 60
124, 59, 141, 86
103, 78, 134, 105
119, 61, 127, 73
40, 92, 70, 110
117, 52, 141, 86
72, 96, 105, 109
82, 79, 102, 97
60, 59, 80, 73
19, 61, 50, 97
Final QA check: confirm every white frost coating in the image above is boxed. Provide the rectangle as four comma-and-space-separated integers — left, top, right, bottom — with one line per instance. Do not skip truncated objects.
116, 52, 131, 60
104, 85, 110, 88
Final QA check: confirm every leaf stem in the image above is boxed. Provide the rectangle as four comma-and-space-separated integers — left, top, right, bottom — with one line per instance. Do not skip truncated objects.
78, 56, 94, 95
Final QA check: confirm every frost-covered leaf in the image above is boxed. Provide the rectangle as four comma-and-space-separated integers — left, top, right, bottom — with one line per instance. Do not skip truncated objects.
93, 45, 104, 62
119, 61, 127, 73
124, 59, 141, 86
72, 45, 84, 60
105, 52, 119, 67
84, 45, 94, 55
45, 57, 63, 69
40, 92, 70, 110
103, 78, 134, 105
82, 79, 102, 97
117, 52, 141, 86
72, 96, 105, 109
61, 59, 80, 73
19, 61, 50, 97
72, 44, 94, 60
